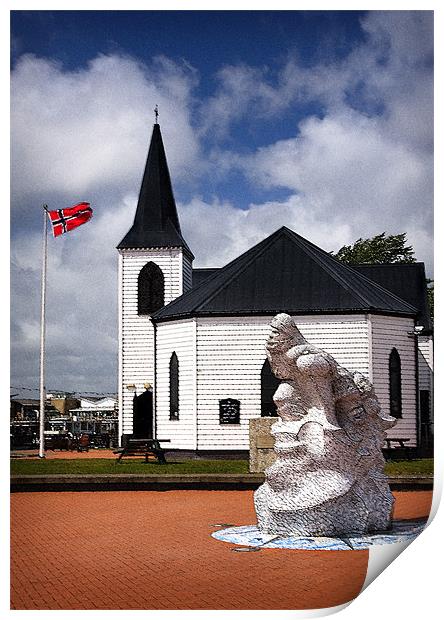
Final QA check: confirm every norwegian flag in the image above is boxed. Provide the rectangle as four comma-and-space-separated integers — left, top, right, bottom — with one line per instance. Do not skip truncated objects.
48, 202, 93, 237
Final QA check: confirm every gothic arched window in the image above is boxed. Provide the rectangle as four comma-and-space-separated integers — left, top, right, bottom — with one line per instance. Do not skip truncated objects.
261, 358, 280, 417
138, 262, 164, 315
169, 352, 179, 420
389, 348, 402, 419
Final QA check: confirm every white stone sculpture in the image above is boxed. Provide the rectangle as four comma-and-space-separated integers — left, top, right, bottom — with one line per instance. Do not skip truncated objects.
254, 313, 397, 537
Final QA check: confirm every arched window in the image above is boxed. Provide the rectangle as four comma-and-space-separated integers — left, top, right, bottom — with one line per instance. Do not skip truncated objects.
261, 359, 280, 417
138, 262, 164, 315
169, 352, 179, 420
389, 348, 402, 418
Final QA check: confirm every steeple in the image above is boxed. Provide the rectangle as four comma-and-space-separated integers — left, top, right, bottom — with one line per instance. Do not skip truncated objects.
117, 122, 194, 258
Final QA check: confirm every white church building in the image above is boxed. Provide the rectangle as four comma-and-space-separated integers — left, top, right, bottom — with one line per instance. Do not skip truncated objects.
117, 122, 433, 456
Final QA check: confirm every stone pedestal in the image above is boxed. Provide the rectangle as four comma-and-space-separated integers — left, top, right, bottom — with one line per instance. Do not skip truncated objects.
249, 418, 278, 473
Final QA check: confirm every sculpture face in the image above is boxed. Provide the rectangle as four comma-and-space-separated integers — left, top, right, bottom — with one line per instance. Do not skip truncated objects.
254, 313, 397, 537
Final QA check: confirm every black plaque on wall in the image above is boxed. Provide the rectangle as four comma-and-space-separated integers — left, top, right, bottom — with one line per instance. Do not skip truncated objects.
219, 398, 240, 424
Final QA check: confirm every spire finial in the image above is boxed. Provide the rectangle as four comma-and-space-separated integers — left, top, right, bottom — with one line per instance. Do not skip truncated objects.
154, 104, 159, 124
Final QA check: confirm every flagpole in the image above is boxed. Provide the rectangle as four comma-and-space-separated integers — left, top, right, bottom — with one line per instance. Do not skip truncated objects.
38, 205, 48, 458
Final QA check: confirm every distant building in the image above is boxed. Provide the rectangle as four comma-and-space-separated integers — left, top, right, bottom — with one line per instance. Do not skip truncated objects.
10, 398, 56, 448
69, 396, 118, 439
47, 394, 81, 416
10, 398, 40, 421
10, 394, 118, 449
10, 399, 40, 448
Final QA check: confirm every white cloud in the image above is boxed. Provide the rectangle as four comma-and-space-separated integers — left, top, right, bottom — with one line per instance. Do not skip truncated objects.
11, 195, 136, 392
179, 194, 353, 268
200, 64, 286, 137
199, 10, 433, 270
10, 52, 204, 392
242, 110, 433, 258
201, 11, 433, 153
11, 53, 202, 201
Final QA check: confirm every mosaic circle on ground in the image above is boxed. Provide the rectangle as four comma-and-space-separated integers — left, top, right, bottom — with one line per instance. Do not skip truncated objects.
211, 519, 427, 550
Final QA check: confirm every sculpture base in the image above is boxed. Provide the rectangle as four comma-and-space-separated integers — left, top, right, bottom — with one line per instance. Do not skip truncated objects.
254, 480, 394, 537
211, 519, 426, 551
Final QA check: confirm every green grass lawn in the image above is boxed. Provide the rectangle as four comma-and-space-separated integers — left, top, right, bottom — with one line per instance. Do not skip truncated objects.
10, 457, 433, 476
384, 458, 434, 476
10, 458, 250, 476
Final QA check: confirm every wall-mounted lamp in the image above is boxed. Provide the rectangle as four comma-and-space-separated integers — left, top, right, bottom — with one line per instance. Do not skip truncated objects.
126, 384, 137, 392
407, 325, 424, 338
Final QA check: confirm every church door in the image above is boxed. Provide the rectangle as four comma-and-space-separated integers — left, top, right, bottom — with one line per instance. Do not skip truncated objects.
261, 359, 280, 417
132, 390, 153, 438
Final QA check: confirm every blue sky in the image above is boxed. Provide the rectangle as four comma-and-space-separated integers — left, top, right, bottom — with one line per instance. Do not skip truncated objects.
10, 10, 434, 395
11, 11, 367, 75
10, 10, 369, 209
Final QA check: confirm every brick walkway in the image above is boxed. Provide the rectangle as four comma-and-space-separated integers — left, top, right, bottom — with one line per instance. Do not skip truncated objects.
10, 490, 432, 610
12, 449, 117, 459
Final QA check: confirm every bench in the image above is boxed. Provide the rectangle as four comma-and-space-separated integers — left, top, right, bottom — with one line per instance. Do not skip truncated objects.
384, 437, 413, 461
114, 438, 170, 464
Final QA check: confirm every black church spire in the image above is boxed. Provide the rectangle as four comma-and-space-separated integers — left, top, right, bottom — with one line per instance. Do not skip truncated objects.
117, 123, 194, 258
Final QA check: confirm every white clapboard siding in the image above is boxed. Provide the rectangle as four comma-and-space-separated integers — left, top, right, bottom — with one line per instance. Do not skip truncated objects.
369, 314, 417, 446
117, 247, 189, 438
195, 315, 370, 451
418, 334, 434, 425
418, 335, 433, 391
155, 320, 196, 449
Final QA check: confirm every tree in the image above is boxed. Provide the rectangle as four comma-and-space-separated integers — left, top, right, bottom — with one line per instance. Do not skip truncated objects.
332, 232, 416, 265
427, 279, 434, 324
334, 232, 433, 326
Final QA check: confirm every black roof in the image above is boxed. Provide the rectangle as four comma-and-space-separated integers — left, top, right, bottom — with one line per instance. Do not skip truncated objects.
352, 263, 431, 332
192, 268, 219, 288
153, 227, 418, 322
10, 398, 40, 406
117, 123, 194, 258
192, 263, 431, 331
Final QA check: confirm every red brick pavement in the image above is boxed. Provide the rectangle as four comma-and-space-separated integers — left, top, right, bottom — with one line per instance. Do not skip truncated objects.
12, 449, 117, 459
10, 490, 432, 610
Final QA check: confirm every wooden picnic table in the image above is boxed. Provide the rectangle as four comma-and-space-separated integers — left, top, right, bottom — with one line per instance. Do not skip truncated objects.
114, 438, 171, 464
385, 437, 410, 449
384, 437, 413, 460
